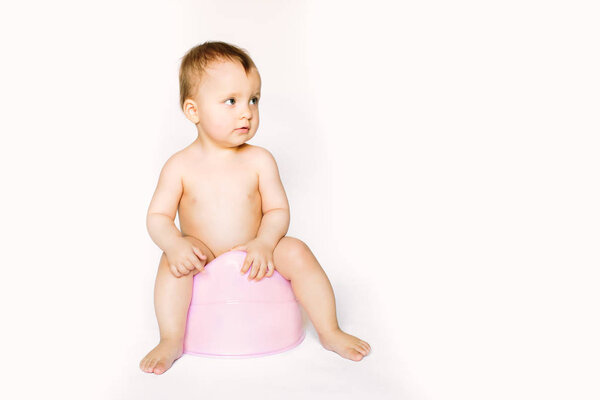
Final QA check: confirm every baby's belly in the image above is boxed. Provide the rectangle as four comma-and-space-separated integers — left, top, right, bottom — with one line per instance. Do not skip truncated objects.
177, 197, 262, 258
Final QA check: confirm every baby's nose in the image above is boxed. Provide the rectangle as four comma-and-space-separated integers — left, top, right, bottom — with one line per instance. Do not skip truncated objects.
241, 108, 252, 119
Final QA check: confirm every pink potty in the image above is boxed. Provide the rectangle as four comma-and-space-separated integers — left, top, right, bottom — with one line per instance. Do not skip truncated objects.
183, 250, 305, 358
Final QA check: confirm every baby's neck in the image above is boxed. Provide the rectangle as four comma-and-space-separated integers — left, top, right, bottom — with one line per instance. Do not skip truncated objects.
190, 137, 245, 159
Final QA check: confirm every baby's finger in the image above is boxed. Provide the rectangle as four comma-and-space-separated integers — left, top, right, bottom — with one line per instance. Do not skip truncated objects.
188, 256, 199, 269
248, 261, 259, 280
177, 264, 190, 275
241, 256, 252, 274
255, 265, 268, 281
250, 260, 264, 280
256, 261, 269, 281
266, 261, 275, 277
170, 265, 182, 278
183, 260, 195, 271
192, 247, 207, 260
190, 258, 204, 272
189, 254, 204, 268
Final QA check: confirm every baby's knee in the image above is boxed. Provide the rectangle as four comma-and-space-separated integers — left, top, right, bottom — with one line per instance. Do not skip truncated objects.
278, 236, 312, 261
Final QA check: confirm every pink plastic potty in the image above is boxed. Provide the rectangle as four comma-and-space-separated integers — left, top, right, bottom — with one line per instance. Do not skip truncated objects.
183, 250, 305, 358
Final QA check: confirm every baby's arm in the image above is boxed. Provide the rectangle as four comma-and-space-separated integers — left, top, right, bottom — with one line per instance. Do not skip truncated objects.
147, 154, 205, 276
232, 147, 291, 280
255, 147, 290, 249
147, 154, 185, 251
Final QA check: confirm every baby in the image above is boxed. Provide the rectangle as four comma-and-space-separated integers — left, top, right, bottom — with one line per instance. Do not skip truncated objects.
140, 41, 371, 374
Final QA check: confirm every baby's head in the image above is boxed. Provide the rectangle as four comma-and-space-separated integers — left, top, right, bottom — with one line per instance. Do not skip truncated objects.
179, 41, 262, 148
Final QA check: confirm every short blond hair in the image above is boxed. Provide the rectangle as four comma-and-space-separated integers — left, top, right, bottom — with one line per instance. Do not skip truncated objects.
179, 41, 257, 110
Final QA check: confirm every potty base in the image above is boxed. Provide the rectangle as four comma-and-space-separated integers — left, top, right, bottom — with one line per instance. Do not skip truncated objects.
184, 330, 305, 359
182, 250, 305, 358
183, 300, 305, 358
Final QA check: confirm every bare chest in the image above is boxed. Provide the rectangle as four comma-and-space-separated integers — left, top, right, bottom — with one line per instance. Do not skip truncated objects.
180, 165, 259, 210
176, 154, 262, 255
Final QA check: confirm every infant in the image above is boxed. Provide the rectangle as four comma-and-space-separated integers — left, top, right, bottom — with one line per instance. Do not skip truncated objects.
140, 41, 371, 374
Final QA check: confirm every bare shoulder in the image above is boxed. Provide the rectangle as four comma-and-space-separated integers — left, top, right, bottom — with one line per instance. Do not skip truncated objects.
241, 144, 279, 170
240, 143, 270, 157
162, 149, 188, 172
174, 145, 209, 170
156, 149, 196, 190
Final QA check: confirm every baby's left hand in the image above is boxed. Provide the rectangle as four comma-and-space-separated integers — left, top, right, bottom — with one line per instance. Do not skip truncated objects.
230, 238, 275, 281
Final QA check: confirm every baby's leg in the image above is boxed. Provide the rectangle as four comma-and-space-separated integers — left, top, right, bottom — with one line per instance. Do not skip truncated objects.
139, 236, 215, 375
272, 237, 371, 361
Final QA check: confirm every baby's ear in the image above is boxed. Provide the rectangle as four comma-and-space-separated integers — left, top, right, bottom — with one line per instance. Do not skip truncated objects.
182, 99, 200, 123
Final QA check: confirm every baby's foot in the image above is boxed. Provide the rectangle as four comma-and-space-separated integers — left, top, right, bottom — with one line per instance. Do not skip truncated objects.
139, 338, 184, 375
318, 328, 371, 361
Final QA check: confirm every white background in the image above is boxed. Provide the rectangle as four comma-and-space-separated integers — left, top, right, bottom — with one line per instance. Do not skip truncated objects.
0, 1, 598, 399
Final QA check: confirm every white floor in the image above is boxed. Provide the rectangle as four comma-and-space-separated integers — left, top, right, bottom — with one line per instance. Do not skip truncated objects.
113, 323, 403, 400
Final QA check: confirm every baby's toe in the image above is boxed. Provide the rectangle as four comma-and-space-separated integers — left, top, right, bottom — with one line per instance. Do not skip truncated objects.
141, 358, 151, 372
357, 342, 370, 354
355, 344, 368, 356
147, 358, 159, 373
154, 361, 167, 375
349, 348, 364, 361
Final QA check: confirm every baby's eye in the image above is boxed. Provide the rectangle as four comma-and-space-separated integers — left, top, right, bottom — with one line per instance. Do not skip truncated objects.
250, 97, 259, 105
225, 98, 236, 105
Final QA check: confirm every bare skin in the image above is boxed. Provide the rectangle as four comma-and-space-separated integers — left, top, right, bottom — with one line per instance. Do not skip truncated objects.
140, 60, 370, 374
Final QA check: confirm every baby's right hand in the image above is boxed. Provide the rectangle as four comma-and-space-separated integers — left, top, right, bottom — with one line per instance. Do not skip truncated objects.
164, 239, 207, 278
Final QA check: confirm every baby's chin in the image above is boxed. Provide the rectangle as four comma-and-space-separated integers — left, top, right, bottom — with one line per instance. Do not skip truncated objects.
236, 132, 256, 144
227, 139, 251, 149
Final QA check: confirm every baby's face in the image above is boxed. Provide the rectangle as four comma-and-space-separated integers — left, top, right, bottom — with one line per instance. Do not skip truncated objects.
188, 60, 261, 148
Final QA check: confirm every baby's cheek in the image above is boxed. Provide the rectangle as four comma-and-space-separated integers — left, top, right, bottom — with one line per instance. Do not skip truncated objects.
205, 112, 228, 132
211, 120, 228, 133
